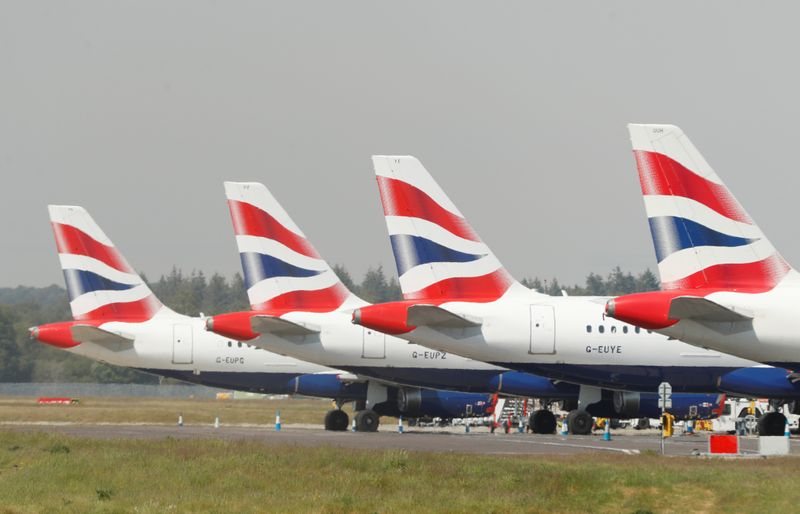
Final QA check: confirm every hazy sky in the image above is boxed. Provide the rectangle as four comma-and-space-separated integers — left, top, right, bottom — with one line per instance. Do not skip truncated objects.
2, 2, 800, 288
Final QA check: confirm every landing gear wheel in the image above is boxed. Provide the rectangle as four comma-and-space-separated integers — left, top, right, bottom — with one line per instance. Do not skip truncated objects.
529, 409, 557, 434
636, 418, 650, 430
354, 410, 380, 432
567, 409, 593, 435
324, 409, 349, 431
757, 411, 787, 436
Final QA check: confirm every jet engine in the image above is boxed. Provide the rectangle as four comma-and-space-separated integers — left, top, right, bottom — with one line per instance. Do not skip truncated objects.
397, 387, 494, 419
611, 391, 724, 420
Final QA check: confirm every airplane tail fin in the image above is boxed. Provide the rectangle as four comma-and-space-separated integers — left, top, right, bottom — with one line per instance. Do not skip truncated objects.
224, 182, 353, 312
48, 205, 163, 321
372, 156, 521, 302
629, 124, 792, 291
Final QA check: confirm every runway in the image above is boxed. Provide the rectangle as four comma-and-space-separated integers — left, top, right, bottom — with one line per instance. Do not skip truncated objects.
4, 422, 795, 456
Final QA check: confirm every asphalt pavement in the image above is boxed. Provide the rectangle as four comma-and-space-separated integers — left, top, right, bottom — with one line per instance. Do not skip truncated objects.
5, 422, 797, 457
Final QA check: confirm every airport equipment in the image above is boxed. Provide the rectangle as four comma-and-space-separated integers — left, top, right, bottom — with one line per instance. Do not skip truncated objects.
759, 436, 790, 455
661, 413, 674, 455
275, 410, 281, 431
709, 435, 739, 455
37, 397, 79, 405
560, 418, 568, 436
658, 382, 672, 410
603, 421, 611, 441
398, 416, 404, 434
659, 382, 671, 453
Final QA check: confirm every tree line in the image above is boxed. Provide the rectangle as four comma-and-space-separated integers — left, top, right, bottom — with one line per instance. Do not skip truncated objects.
0, 265, 658, 384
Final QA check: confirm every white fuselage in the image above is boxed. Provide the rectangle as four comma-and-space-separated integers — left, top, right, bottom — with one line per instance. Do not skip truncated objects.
248, 302, 506, 392
393, 285, 761, 393
657, 274, 800, 368
65, 309, 336, 392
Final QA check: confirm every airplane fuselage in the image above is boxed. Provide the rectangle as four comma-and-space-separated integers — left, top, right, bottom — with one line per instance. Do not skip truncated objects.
371, 288, 769, 394
61, 311, 341, 394
250, 309, 507, 391
657, 280, 800, 370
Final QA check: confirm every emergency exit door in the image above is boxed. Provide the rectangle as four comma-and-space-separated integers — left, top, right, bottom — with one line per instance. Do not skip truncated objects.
530, 305, 555, 354
172, 324, 194, 364
362, 327, 386, 359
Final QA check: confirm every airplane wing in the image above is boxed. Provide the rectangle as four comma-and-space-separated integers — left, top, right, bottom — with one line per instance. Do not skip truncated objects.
250, 315, 320, 336
407, 304, 481, 328
70, 325, 134, 345
669, 297, 752, 323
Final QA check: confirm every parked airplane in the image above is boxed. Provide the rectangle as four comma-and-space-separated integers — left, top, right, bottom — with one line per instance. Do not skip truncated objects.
606, 124, 800, 387
32, 205, 496, 431
205, 182, 724, 434
351, 155, 798, 435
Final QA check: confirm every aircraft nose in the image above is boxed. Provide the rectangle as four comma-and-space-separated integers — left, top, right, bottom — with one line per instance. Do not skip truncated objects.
351, 309, 361, 325
29, 326, 39, 340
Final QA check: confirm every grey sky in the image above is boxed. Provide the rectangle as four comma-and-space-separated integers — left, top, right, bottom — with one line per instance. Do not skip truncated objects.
2, 2, 799, 288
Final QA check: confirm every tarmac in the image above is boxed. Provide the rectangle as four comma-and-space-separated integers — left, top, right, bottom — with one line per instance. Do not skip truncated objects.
5, 422, 798, 457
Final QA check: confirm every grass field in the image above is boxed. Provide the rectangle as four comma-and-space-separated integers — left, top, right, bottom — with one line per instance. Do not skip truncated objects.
0, 396, 354, 426
0, 429, 799, 513
2, 396, 799, 512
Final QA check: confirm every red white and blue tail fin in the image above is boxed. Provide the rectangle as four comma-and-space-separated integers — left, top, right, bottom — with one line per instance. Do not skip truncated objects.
49, 205, 163, 321
224, 182, 354, 313
629, 124, 793, 291
372, 156, 523, 302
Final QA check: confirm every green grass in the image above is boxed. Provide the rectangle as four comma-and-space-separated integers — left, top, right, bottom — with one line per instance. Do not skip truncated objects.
0, 396, 357, 426
0, 430, 799, 513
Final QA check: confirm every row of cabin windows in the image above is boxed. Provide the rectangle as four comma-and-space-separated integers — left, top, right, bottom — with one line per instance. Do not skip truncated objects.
586, 325, 652, 335
226, 341, 256, 349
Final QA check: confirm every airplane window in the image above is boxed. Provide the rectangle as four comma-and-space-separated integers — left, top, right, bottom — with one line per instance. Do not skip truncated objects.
623, 326, 628, 334
647, 330, 652, 334
598, 325, 605, 334
586, 325, 592, 333
635, 327, 641, 334
227, 341, 232, 348
238, 342, 243, 348
610, 326, 617, 334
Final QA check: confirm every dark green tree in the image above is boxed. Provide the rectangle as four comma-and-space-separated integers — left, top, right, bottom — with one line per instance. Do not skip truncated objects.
332, 264, 358, 293
0, 306, 24, 381
359, 266, 391, 303
584, 272, 606, 296
635, 269, 660, 292
606, 266, 636, 295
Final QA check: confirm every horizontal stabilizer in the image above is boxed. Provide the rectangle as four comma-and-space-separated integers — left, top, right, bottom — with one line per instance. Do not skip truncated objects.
669, 297, 752, 323
70, 325, 134, 345
250, 315, 319, 336
407, 304, 481, 328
